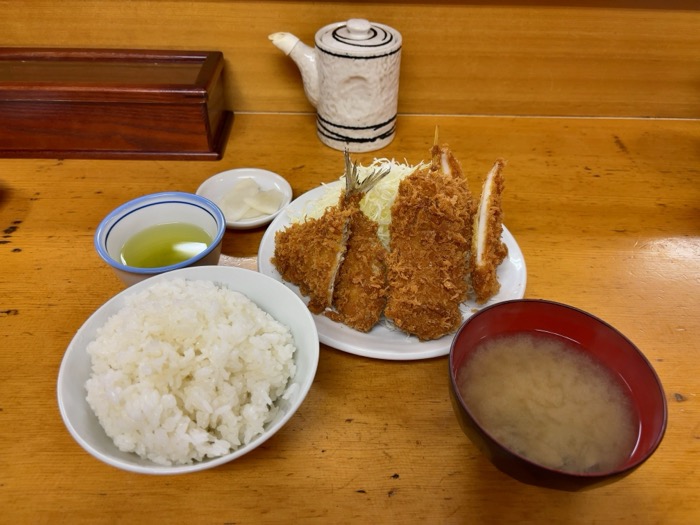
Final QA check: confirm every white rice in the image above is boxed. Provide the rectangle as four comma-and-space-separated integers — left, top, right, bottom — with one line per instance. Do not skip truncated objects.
85, 278, 297, 466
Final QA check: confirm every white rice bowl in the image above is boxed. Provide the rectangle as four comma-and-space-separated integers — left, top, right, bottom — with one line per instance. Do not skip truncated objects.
57, 266, 319, 474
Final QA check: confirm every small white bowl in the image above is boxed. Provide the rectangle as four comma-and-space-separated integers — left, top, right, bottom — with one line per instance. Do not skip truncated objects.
94, 192, 225, 287
57, 266, 320, 475
196, 168, 293, 229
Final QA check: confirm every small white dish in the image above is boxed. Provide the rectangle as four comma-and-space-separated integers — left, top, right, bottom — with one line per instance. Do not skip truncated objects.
196, 168, 293, 230
258, 182, 527, 361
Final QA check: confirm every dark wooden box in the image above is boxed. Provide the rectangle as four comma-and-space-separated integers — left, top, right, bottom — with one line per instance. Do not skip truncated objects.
0, 48, 233, 160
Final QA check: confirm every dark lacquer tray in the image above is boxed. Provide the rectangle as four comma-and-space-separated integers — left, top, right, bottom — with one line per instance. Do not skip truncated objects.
0, 48, 233, 160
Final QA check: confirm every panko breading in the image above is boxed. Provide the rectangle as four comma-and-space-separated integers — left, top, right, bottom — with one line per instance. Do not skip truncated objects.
272, 203, 351, 314
471, 159, 508, 304
272, 151, 389, 318
384, 144, 475, 341
273, 138, 510, 343
323, 156, 390, 331
325, 194, 388, 332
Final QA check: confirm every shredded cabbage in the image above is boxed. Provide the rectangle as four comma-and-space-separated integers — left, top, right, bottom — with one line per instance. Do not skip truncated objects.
295, 158, 424, 247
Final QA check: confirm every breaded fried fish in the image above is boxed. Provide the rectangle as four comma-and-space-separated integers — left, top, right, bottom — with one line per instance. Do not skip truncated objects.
272, 201, 352, 314
384, 142, 475, 341
272, 151, 389, 317
471, 159, 508, 303
325, 210, 386, 332
325, 154, 389, 331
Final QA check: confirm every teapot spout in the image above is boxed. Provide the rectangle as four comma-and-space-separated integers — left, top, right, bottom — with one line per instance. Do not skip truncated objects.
269, 32, 320, 108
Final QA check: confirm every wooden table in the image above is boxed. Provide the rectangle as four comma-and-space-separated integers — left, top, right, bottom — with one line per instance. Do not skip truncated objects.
2, 114, 698, 524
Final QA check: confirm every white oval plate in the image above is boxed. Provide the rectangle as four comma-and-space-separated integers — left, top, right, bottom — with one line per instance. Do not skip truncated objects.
258, 183, 527, 361
196, 168, 293, 229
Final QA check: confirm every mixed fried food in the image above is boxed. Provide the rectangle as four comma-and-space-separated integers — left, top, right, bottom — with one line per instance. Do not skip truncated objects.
324, 154, 391, 332
272, 152, 389, 319
272, 134, 509, 341
270, 201, 351, 314
471, 159, 508, 303
384, 144, 474, 340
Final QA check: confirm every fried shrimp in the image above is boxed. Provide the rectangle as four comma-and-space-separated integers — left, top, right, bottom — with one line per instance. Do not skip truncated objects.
471, 159, 508, 303
384, 142, 475, 341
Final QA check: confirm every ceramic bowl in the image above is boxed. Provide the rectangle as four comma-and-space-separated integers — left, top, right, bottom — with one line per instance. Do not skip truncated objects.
94, 192, 225, 286
57, 265, 320, 475
449, 299, 667, 491
196, 168, 292, 229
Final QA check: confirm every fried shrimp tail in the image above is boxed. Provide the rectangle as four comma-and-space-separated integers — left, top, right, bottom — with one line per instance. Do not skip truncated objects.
471, 159, 508, 304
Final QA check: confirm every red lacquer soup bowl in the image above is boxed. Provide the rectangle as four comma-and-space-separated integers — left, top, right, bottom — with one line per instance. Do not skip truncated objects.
449, 299, 667, 491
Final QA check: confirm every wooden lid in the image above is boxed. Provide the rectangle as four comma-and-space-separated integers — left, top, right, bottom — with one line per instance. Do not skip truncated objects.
0, 48, 223, 103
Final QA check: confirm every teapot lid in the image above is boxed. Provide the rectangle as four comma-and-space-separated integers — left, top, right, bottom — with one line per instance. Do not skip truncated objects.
315, 19, 402, 57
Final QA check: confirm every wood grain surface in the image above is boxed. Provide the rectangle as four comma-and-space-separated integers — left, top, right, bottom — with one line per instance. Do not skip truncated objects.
0, 1, 698, 118
1, 114, 698, 523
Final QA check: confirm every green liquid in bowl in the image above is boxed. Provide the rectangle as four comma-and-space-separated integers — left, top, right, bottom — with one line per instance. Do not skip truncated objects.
120, 223, 212, 268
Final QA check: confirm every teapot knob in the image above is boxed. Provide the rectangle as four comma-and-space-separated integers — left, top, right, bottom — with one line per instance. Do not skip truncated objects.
345, 18, 372, 40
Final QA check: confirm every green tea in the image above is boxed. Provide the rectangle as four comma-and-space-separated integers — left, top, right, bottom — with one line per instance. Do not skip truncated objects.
120, 222, 212, 268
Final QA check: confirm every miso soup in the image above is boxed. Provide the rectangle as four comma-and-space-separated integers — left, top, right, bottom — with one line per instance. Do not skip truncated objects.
120, 222, 212, 268
457, 332, 639, 474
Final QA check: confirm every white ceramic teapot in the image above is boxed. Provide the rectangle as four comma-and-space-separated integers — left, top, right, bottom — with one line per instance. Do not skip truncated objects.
269, 19, 402, 152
